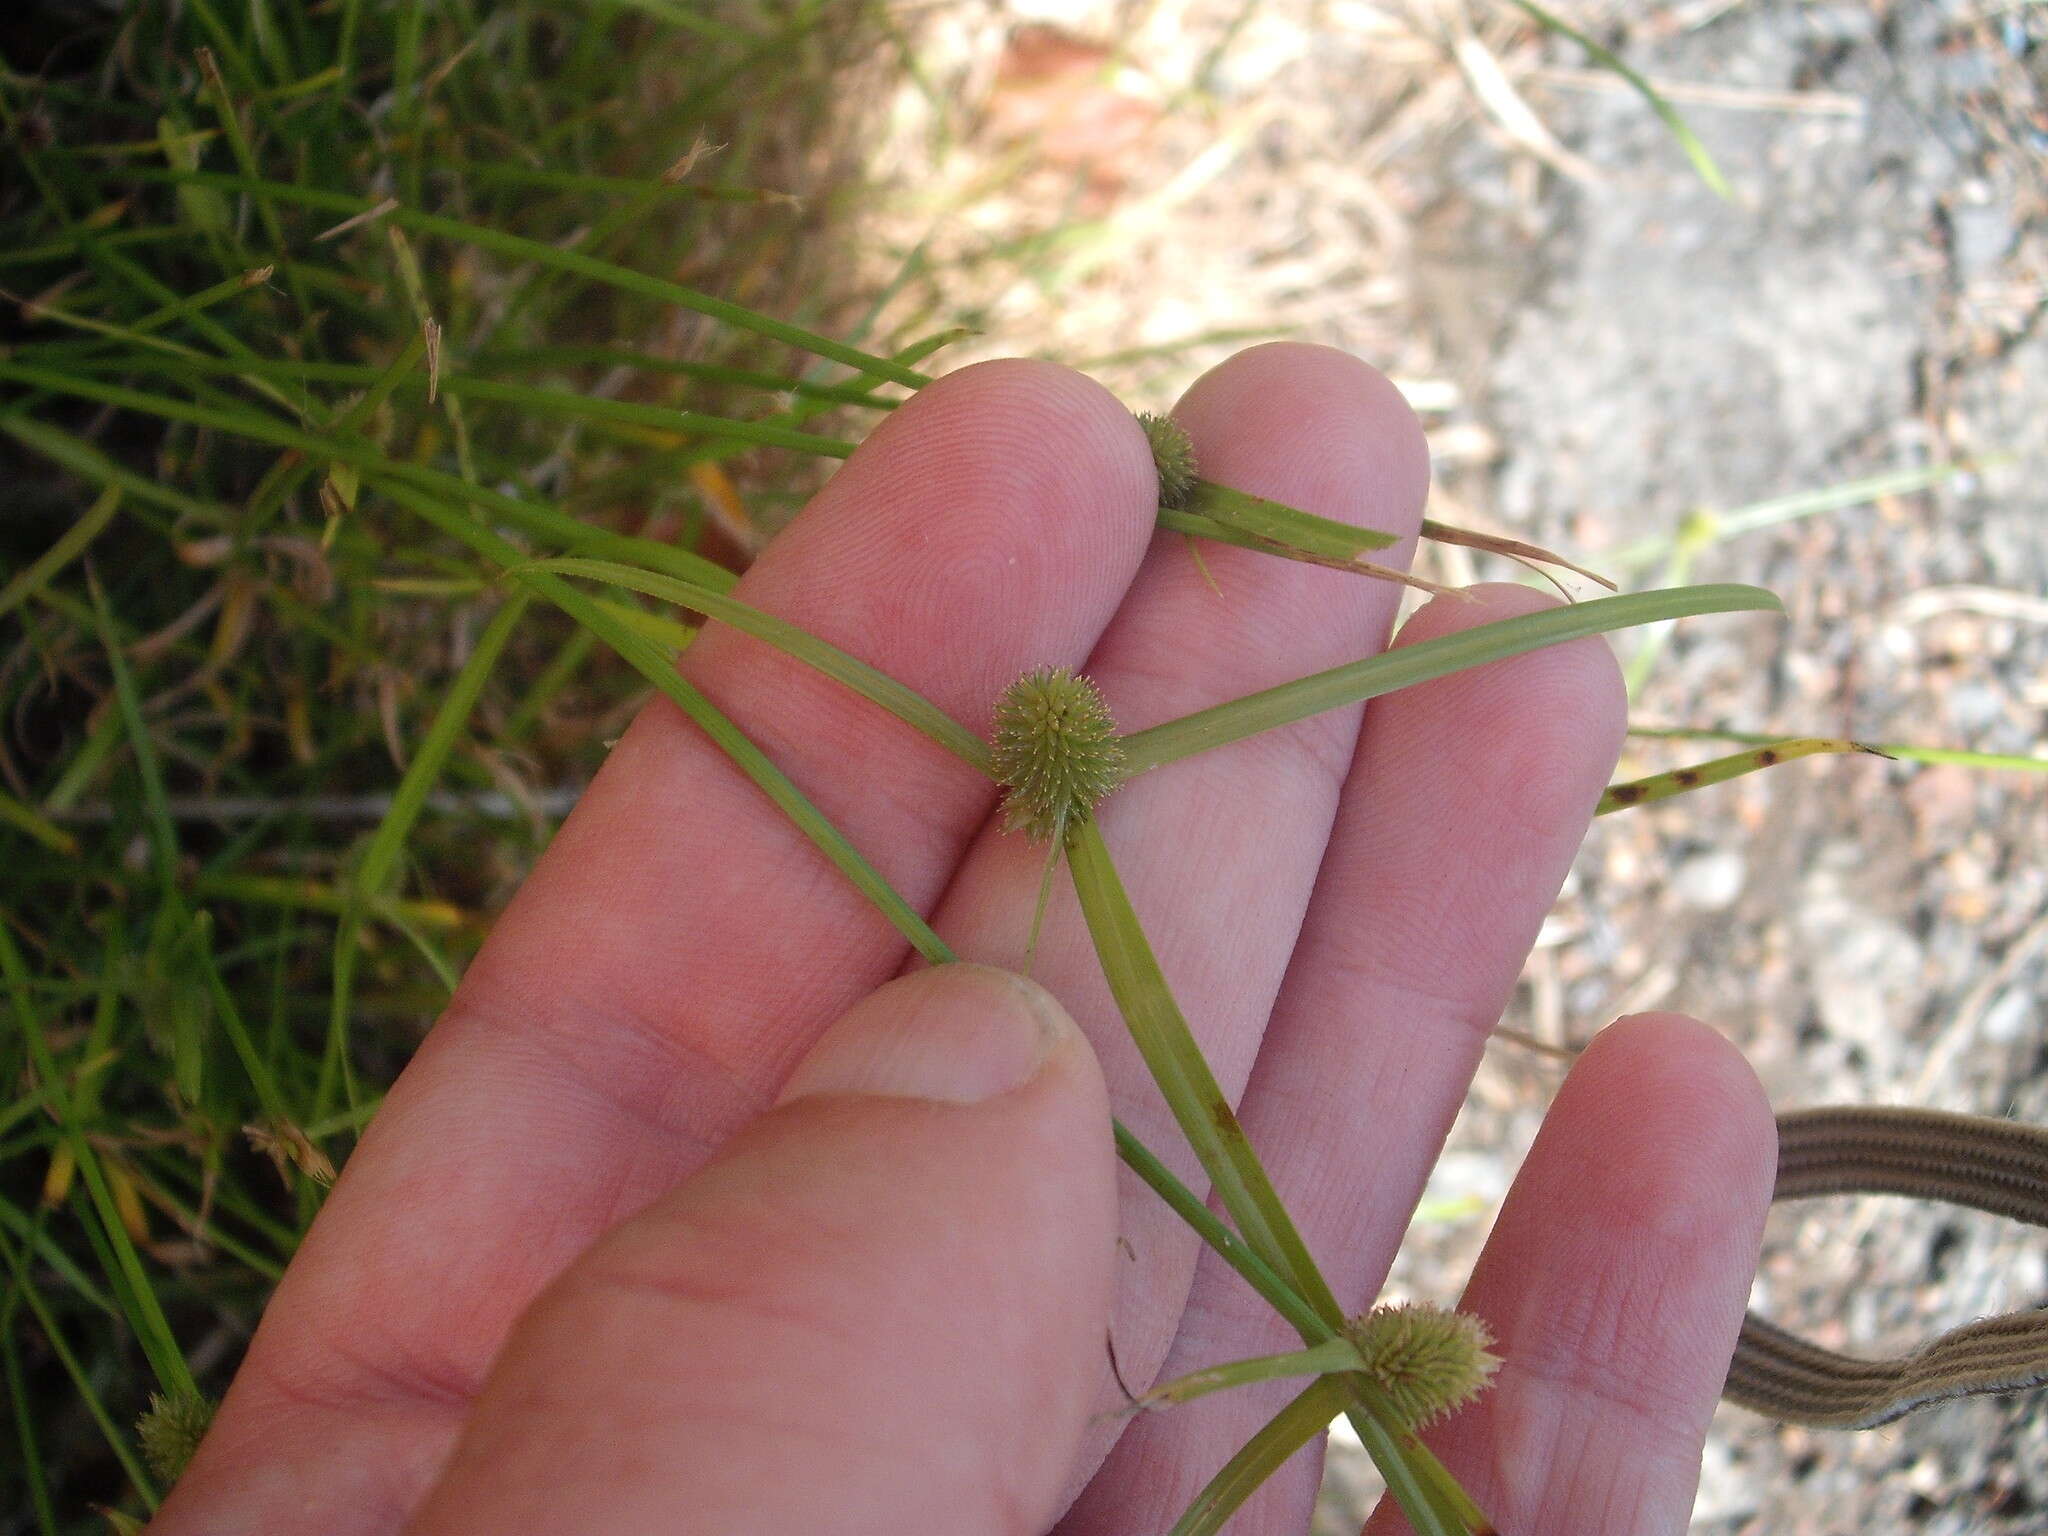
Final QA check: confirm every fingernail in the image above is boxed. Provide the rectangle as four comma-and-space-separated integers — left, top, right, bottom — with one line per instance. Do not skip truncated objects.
775, 964, 1072, 1107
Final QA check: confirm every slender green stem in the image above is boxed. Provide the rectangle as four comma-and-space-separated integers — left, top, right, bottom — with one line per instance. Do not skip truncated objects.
1067, 821, 1341, 1323
1185, 479, 1398, 558
518, 558, 990, 770
1169, 1376, 1354, 1536
1112, 1121, 1324, 1337
1508, 0, 1729, 197
110, 169, 932, 387
0, 1227, 159, 1509
1142, 1337, 1365, 1408
1628, 723, 2048, 775
1121, 585, 1782, 773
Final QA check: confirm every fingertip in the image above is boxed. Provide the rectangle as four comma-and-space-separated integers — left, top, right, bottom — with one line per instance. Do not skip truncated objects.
845, 355, 1157, 580
1587, 1012, 1778, 1214
746, 356, 1159, 731
1171, 342, 1430, 542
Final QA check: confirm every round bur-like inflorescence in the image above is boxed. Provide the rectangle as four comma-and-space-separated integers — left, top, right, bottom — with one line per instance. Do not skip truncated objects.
1137, 411, 1199, 509
1346, 1303, 1500, 1430
991, 667, 1126, 845
138, 1390, 216, 1484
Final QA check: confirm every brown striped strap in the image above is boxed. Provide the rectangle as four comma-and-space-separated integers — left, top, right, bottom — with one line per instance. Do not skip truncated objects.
1724, 1106, 2048, 1429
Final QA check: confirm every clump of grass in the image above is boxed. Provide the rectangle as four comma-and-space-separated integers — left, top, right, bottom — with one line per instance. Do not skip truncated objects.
0, 0, 914, 1519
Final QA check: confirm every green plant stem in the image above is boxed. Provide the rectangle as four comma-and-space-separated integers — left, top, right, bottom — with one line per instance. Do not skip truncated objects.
1121, 584, 1782, 773
1170, 1376, 1355, 1536
518, 558, 990, 770
106, 169, 932, 387
1628, 723, 2048, 775
1508, 0, 1729, 197
0, 1225, 159, 1509
1067, 820, 1341, 1317
1142, 1337, 1366, 1408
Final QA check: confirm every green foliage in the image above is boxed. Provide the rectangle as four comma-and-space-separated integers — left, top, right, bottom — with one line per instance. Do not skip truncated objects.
0, 0, 907, 1520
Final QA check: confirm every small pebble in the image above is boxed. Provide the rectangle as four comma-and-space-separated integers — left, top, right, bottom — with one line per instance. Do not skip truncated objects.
1672, 847, 1747, 911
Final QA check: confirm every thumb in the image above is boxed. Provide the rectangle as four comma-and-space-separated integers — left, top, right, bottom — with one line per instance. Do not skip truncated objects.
406, 963, 1119, 1536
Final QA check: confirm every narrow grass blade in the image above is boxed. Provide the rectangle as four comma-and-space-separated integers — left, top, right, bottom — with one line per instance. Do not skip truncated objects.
189, 916, 301, 1149
0, 364, 740, 593
318, 591, 531, 1121
1510, 0, 1730, 198
0, 788, 78, 856
1159, 508, 1387, 575
353, 593, 531, 902
432, 376, 855, 457
476, 345, 894, 407
1169, 1375, 1353, 1536
195, 873, 471, 930
1112, 1122, 1323, 1338
1185, 480, 1398, 558
0, 1194, 118, 1316
196, 48, 295, 275
22, 265, 278, 362
710, 328, 967, 449
0, 486, 121, 624
520, 558, 989, 771
116, 170, 932, 386
591, 597, 697, 654
61, 350, 864, 460
1067, 821, 1342, 1322
1599, 464, 1974, 573
0, 924, 196, 1402
1122, 584, 1782, 774
1628, 723, 2048, 775
373, 481, 956, 969
1073, 830, 1491, 1532
244, 334, 425, 534
1142, 1337, 1364, 1409
430, 161, 795, 205
548, 590, 956, 968
1598, 737, 1888, 814
85, 574, 178, 885
0, 1229, 159, 1509
1339, 1387, 1484, 1536
2, 1301, 59, 1534
0, 417, 230, 527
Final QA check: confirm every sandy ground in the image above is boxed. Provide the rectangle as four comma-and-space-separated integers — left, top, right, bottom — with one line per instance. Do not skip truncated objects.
855, 1, 2048, 1529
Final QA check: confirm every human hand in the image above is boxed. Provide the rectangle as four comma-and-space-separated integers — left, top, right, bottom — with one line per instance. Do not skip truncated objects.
150, 344, 1774, 1535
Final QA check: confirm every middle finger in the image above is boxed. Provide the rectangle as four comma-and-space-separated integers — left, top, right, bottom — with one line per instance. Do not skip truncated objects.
925, 342, 1431, 1491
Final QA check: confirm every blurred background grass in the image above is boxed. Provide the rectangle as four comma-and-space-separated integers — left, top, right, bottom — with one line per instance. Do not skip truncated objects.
4, 1, 2046, 1531
0, 1, 927, 1523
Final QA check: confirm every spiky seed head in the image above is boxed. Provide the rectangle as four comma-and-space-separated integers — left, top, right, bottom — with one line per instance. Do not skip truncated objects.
1346, 1303, 1500, 1429
138, 1390, 216, 1485
1136, 411, 1199, 509
991, 667, 1126, 844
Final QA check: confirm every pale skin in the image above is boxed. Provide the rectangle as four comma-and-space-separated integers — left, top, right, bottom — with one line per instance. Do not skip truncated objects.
151, 344, 1777, 1535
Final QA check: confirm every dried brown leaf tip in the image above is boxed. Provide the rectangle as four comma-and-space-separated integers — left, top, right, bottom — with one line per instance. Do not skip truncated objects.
1137, 411, 1199, 509
992, 667, 1126, 845
1346, 1302, 1501, 1429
